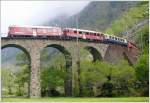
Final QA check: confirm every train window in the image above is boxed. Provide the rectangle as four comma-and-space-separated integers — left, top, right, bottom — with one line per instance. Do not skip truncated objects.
94, 33, 96, 36
86, 32, 89, 35
79, 31, 82, 34
74, 31, 77, 33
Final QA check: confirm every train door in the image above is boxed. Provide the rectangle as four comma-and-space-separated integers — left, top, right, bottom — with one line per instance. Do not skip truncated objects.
33, 28, 37, 36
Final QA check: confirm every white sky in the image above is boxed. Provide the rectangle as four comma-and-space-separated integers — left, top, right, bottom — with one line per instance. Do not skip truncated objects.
1, 1, 90, 36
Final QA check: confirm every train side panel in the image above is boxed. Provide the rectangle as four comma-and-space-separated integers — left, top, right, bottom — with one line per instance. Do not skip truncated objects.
8, 26, 33, 37
63, 28, 80, 38
37, 27, 62, 37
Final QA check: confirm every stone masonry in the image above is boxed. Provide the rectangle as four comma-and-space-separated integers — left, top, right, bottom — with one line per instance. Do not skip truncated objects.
1, 38, 140, 98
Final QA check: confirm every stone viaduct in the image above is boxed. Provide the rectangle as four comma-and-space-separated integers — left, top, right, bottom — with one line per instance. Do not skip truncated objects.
1, 37, 139, 98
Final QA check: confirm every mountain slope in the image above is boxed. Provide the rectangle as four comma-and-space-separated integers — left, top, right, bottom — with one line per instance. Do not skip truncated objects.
48, 1, 139, 32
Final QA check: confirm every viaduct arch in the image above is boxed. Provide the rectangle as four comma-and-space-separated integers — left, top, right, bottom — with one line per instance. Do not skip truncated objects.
1, 38, 139, 98
43, 44, 72, 96
84, 46, 103, 61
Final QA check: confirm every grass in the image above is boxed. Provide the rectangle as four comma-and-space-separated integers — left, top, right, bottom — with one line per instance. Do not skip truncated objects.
1, 97, 149, 102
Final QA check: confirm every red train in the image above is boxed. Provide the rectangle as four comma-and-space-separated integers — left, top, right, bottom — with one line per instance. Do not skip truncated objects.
8, 25, 136, 49
8, 25, 62, 37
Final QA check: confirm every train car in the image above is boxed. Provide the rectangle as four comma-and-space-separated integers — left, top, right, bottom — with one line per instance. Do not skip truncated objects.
36, 26, 62, 37
103, 34, 128, 46
127, 41, 137, 49
63, 28, 105, 41
63, 28, 83, 39
8, 25, 63, 38
8, 25, 33, 37
81, 29, 104, 41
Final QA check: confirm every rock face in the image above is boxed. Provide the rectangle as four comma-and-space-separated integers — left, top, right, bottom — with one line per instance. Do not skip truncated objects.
1, 38, 139, 98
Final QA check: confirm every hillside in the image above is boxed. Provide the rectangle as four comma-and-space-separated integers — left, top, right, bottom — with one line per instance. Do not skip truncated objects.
48, 1, 139, 31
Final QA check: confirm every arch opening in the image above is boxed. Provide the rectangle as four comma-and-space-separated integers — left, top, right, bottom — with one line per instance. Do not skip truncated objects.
84, 46, 102, 62
40, 44, 72, 97
1, 44, 31, 98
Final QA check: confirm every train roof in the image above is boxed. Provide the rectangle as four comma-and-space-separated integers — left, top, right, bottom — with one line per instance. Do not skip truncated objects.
9, 25, 61, 29
64, 28, 101, 34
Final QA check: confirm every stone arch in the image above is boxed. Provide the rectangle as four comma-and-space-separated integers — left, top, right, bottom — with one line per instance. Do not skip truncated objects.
42, 44, 72, 96
84, 46, 102, 61
1, 43, 31, 97
104, 45, 124, 64
1, 44, 31, 62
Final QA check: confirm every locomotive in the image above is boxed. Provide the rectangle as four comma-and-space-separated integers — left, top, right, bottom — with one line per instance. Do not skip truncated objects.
8, 25, 136, 48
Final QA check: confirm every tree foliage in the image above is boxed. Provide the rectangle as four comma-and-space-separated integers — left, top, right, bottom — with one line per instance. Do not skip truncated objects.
41, 66, 66, 96
135, 25, 149, 51
105, 2, 148, 36
14, 65, 30, 96
1, 68, 15, 96
80, 60, 136, 97
134, 53, 149, 96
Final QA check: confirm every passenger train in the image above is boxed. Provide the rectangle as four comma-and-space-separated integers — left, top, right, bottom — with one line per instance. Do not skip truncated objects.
8, 25, 136, 48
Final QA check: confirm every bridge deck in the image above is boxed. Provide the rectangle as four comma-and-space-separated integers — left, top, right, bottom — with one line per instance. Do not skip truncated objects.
1, 37, 127, 47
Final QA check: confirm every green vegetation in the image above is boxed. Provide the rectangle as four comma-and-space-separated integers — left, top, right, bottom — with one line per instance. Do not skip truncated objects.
80, 60, 137, 97
105, 1, 148, 36
41, 66, 66, 97
1, 69, 15, 96
2, 97, 149, 102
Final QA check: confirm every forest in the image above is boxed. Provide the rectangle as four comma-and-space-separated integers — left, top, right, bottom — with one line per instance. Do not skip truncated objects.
1, 1, 149, 98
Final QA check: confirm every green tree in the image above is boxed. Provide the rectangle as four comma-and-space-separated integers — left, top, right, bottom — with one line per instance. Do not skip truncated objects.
1, 68, 15, 96
41, 66, 66, 96
135, 25, 149, 52
134, 53, 149, 96
14, 65, 30, 96
80, 61, 112, 96
15, 52, 30, 97
105, 2, 148, 36
112, 60, 136, 96
80, 60, 135, 97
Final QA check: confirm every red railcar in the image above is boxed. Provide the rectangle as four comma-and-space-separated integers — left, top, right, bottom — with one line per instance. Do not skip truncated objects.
8, 25, 62, 37
36, 26, 62, 37
8, 25, 33, 37
63, 28, 105, 41
63, 28, 83, 38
